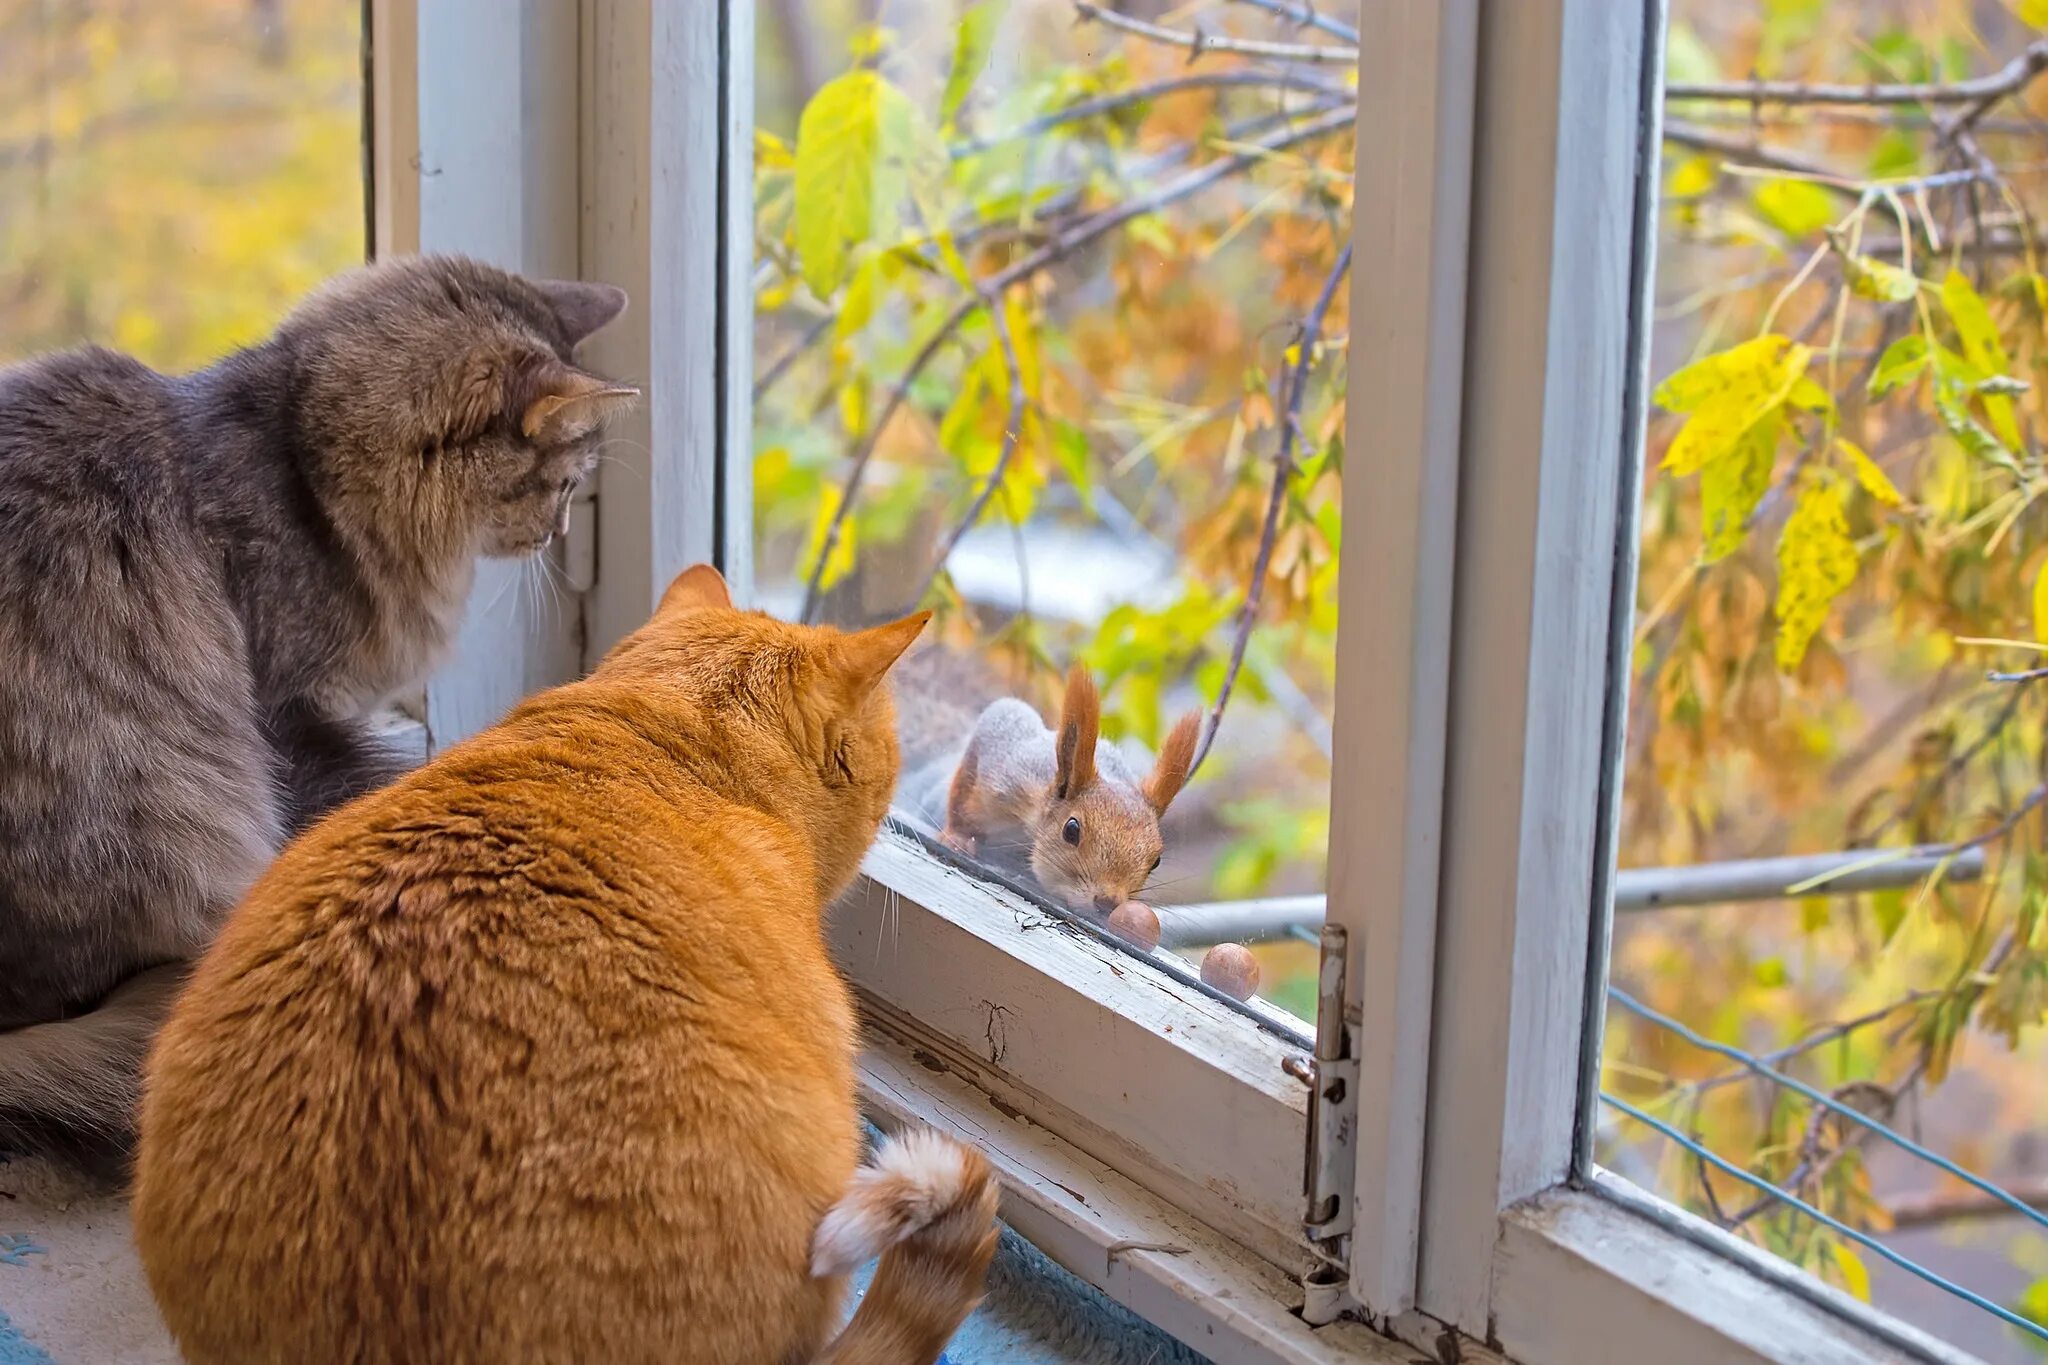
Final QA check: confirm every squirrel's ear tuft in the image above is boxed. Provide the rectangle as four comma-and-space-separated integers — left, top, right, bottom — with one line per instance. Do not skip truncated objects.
1143, 711, 1202, 814
1053, 664, 1100, 800
838, 611, 930, 699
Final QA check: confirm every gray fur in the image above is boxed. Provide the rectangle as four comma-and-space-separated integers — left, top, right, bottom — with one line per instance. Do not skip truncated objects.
0, 255, 632, 1164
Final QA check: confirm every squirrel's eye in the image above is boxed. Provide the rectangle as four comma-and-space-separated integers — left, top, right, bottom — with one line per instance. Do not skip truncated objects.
1062, 816, 1082, 845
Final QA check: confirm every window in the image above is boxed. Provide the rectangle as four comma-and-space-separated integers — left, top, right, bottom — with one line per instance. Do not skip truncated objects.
1601, 4, 2048, 1359
388, 0, 2040, 1359
749, 1, 1351, 1036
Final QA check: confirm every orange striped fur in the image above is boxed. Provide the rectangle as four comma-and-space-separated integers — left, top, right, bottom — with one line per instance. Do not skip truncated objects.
132, 565, 996, 1365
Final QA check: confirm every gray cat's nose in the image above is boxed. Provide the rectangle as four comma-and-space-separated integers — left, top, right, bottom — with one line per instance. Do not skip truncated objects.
1093, 894, 1119, 913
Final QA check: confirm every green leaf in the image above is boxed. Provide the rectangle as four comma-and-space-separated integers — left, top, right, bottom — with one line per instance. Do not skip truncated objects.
1843, 254, 1919, 302
1052, 418, 1094, 511
1799, 898, 1831, 934
793, 71, 936, 298
942, 1, 1005, 127
1868, 334, 1929, 397
1934, 389, 2023, 476
1838, 438, 1903, 506
1700, 412, 1778, 561
1775, 476, 1859, 672
1871, 888, 1908, 945
1754, 178, 1837, 237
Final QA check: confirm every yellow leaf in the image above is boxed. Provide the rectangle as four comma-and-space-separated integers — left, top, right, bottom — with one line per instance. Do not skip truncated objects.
1838, 439, 1902, 506
2023, 0, 2048, 29
2033, 559, 2048, 643
802, 485, 858, 593
1775, 477, 1859, 673
1829, 1242, 1872, 1304
1659, 339, 1811, 477
1843, 254, 1918, 302
794, 71, 937, 298
1753, 178, 1837, 237
1940, 269, 2024, 449
1700, 413, 1777, 561
1667, 155, 1716, 199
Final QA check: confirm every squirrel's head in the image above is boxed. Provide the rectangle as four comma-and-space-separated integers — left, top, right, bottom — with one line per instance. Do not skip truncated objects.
1027, 665, 1200, 913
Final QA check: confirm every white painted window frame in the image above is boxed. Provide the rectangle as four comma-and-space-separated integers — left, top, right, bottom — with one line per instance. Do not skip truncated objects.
1337, 3, 1971, 1362
377, 3, 1974, 1361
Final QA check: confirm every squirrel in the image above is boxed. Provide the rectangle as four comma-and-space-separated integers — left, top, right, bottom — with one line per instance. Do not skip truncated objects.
895, 649, 1200, 912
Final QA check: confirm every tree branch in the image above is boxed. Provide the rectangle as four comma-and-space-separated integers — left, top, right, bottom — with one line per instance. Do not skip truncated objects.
1187, 241, 1352, 779
1071, 1, 1359, 66
798, 102, 1357, 621
912, 287, 1028, 611
1665, 40, 2048, 108
1661, 119, 1862, 196
1231, 0, 1360, 45
1888, 1178, 2048, 1229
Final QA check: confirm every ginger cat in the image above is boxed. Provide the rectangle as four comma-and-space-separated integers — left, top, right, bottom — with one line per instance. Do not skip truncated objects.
131, 565, 997, 1365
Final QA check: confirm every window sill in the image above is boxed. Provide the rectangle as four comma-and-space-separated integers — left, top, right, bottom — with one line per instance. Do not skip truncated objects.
838, 829, 1314, 1272
1486, 1173, 1968, 1365
858, 1028, 1403, 1365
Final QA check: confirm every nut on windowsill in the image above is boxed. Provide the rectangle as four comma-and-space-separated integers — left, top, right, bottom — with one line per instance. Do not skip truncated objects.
1200, 942, 1260, 1001
1106, 899, 1160, 951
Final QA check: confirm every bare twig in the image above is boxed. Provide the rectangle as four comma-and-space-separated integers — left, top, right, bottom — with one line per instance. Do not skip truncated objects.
1990, 666, 2048, 684
1071, 1, 1359, 66
913, 288, 1029, 610
753, 312, 834, 402
1231, 0, 1359, 44
953, 72, 1346, 158
1186, 242, 1352, 779
1661, 119, 1863, 196
1665, 40, 2048, 109
798, 103, 1357, 621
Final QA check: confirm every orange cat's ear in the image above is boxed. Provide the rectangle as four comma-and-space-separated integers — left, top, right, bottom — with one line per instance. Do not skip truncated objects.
521, 366, 639, 443
1053, 665, 1099, 801
1144, 711, 1202, 814
656, 564, 734, 618
837, 612, 930, 698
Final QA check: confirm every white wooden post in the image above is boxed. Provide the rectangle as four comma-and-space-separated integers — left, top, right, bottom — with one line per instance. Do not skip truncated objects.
1327, 0, 1479, 1317
579, 0, 753, 659
412, 0, 585, 748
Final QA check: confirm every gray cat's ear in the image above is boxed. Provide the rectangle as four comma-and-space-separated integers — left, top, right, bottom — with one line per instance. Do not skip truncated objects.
533, 279, 630, 347
521, 367, 639, 443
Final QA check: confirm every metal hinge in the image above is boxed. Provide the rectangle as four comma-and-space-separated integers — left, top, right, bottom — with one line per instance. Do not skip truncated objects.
1303, 923, 1358, 1250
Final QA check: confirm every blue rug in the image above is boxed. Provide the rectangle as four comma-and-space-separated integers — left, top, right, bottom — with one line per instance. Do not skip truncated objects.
0, 1308, 54, 1365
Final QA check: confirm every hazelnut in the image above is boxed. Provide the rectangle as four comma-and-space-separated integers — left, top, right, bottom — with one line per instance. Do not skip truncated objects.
1106, 900, 1161, 951
1200, 942, 1261, 1001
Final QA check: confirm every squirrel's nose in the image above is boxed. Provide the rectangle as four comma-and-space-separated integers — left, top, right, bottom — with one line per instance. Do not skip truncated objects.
1093, 894, 1120, 913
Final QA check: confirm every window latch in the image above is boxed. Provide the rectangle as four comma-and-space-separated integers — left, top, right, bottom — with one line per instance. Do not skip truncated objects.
1302, 923, 1358, 1251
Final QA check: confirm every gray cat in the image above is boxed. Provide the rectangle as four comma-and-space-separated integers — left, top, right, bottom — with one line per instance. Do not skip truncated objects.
0, 254, 636, 1166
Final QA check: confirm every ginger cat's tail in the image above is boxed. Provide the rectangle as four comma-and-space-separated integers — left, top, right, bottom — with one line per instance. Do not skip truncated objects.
810, 1129, 1001, 1365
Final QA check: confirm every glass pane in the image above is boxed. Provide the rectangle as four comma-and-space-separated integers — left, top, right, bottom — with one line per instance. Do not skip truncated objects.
0, 0, 365, 367
1601, 3, 2048, 1356
751, 2, 1359, 1031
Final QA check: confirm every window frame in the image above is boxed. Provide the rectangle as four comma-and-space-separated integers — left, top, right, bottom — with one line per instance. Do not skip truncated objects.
380, 2, 1984, 1360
